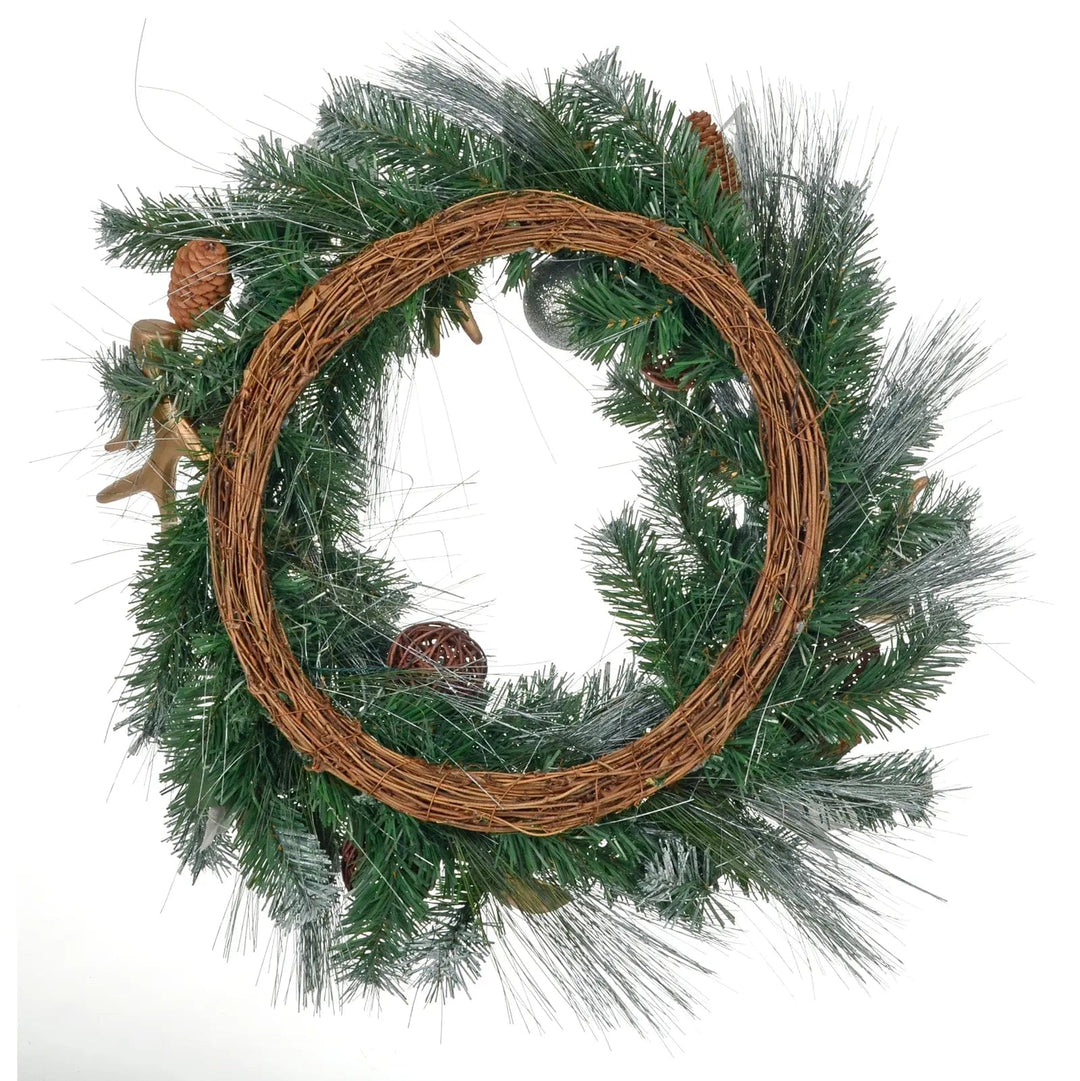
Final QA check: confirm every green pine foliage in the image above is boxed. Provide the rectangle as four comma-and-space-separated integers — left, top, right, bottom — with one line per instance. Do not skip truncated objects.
94, 49, 1014, 1033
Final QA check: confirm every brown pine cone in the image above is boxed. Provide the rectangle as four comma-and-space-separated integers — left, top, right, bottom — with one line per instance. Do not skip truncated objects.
687, 110, 740, 194
641, 350, 691, 392
167, 239, 233, 330
340, 840, 360, 891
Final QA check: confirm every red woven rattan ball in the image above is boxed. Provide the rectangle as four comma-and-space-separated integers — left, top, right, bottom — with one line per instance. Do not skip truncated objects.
821, 627, 882, 757
387, 621, 487, 695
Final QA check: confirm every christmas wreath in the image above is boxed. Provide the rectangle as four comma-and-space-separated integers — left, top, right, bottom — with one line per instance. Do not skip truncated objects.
93, 51, 1012, 1030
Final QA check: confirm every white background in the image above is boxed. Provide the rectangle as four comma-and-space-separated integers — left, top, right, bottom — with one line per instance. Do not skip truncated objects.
8, 2, 1078, 1077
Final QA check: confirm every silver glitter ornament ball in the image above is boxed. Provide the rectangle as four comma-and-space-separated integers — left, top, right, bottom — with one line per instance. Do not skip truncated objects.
521, 255, 593, 351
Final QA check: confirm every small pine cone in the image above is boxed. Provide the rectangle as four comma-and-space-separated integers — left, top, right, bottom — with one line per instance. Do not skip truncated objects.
641, 350, 691, 392
822, 735, 862, 759
340, 840, 360, 891
687, 110, 740, 194
168, 239, 233, 330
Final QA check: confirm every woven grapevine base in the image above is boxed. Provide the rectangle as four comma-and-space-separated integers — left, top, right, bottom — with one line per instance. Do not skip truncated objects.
206, 189, 829, 835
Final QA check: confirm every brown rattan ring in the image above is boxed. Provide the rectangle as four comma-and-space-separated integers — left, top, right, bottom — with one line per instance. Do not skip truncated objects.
206, 189, 829, 836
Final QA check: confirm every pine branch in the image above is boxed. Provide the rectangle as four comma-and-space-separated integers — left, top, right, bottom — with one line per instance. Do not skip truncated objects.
316, 78, 509, 193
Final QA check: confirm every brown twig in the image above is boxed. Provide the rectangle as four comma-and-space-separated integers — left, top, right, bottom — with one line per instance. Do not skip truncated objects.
205, 189, 829, 836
